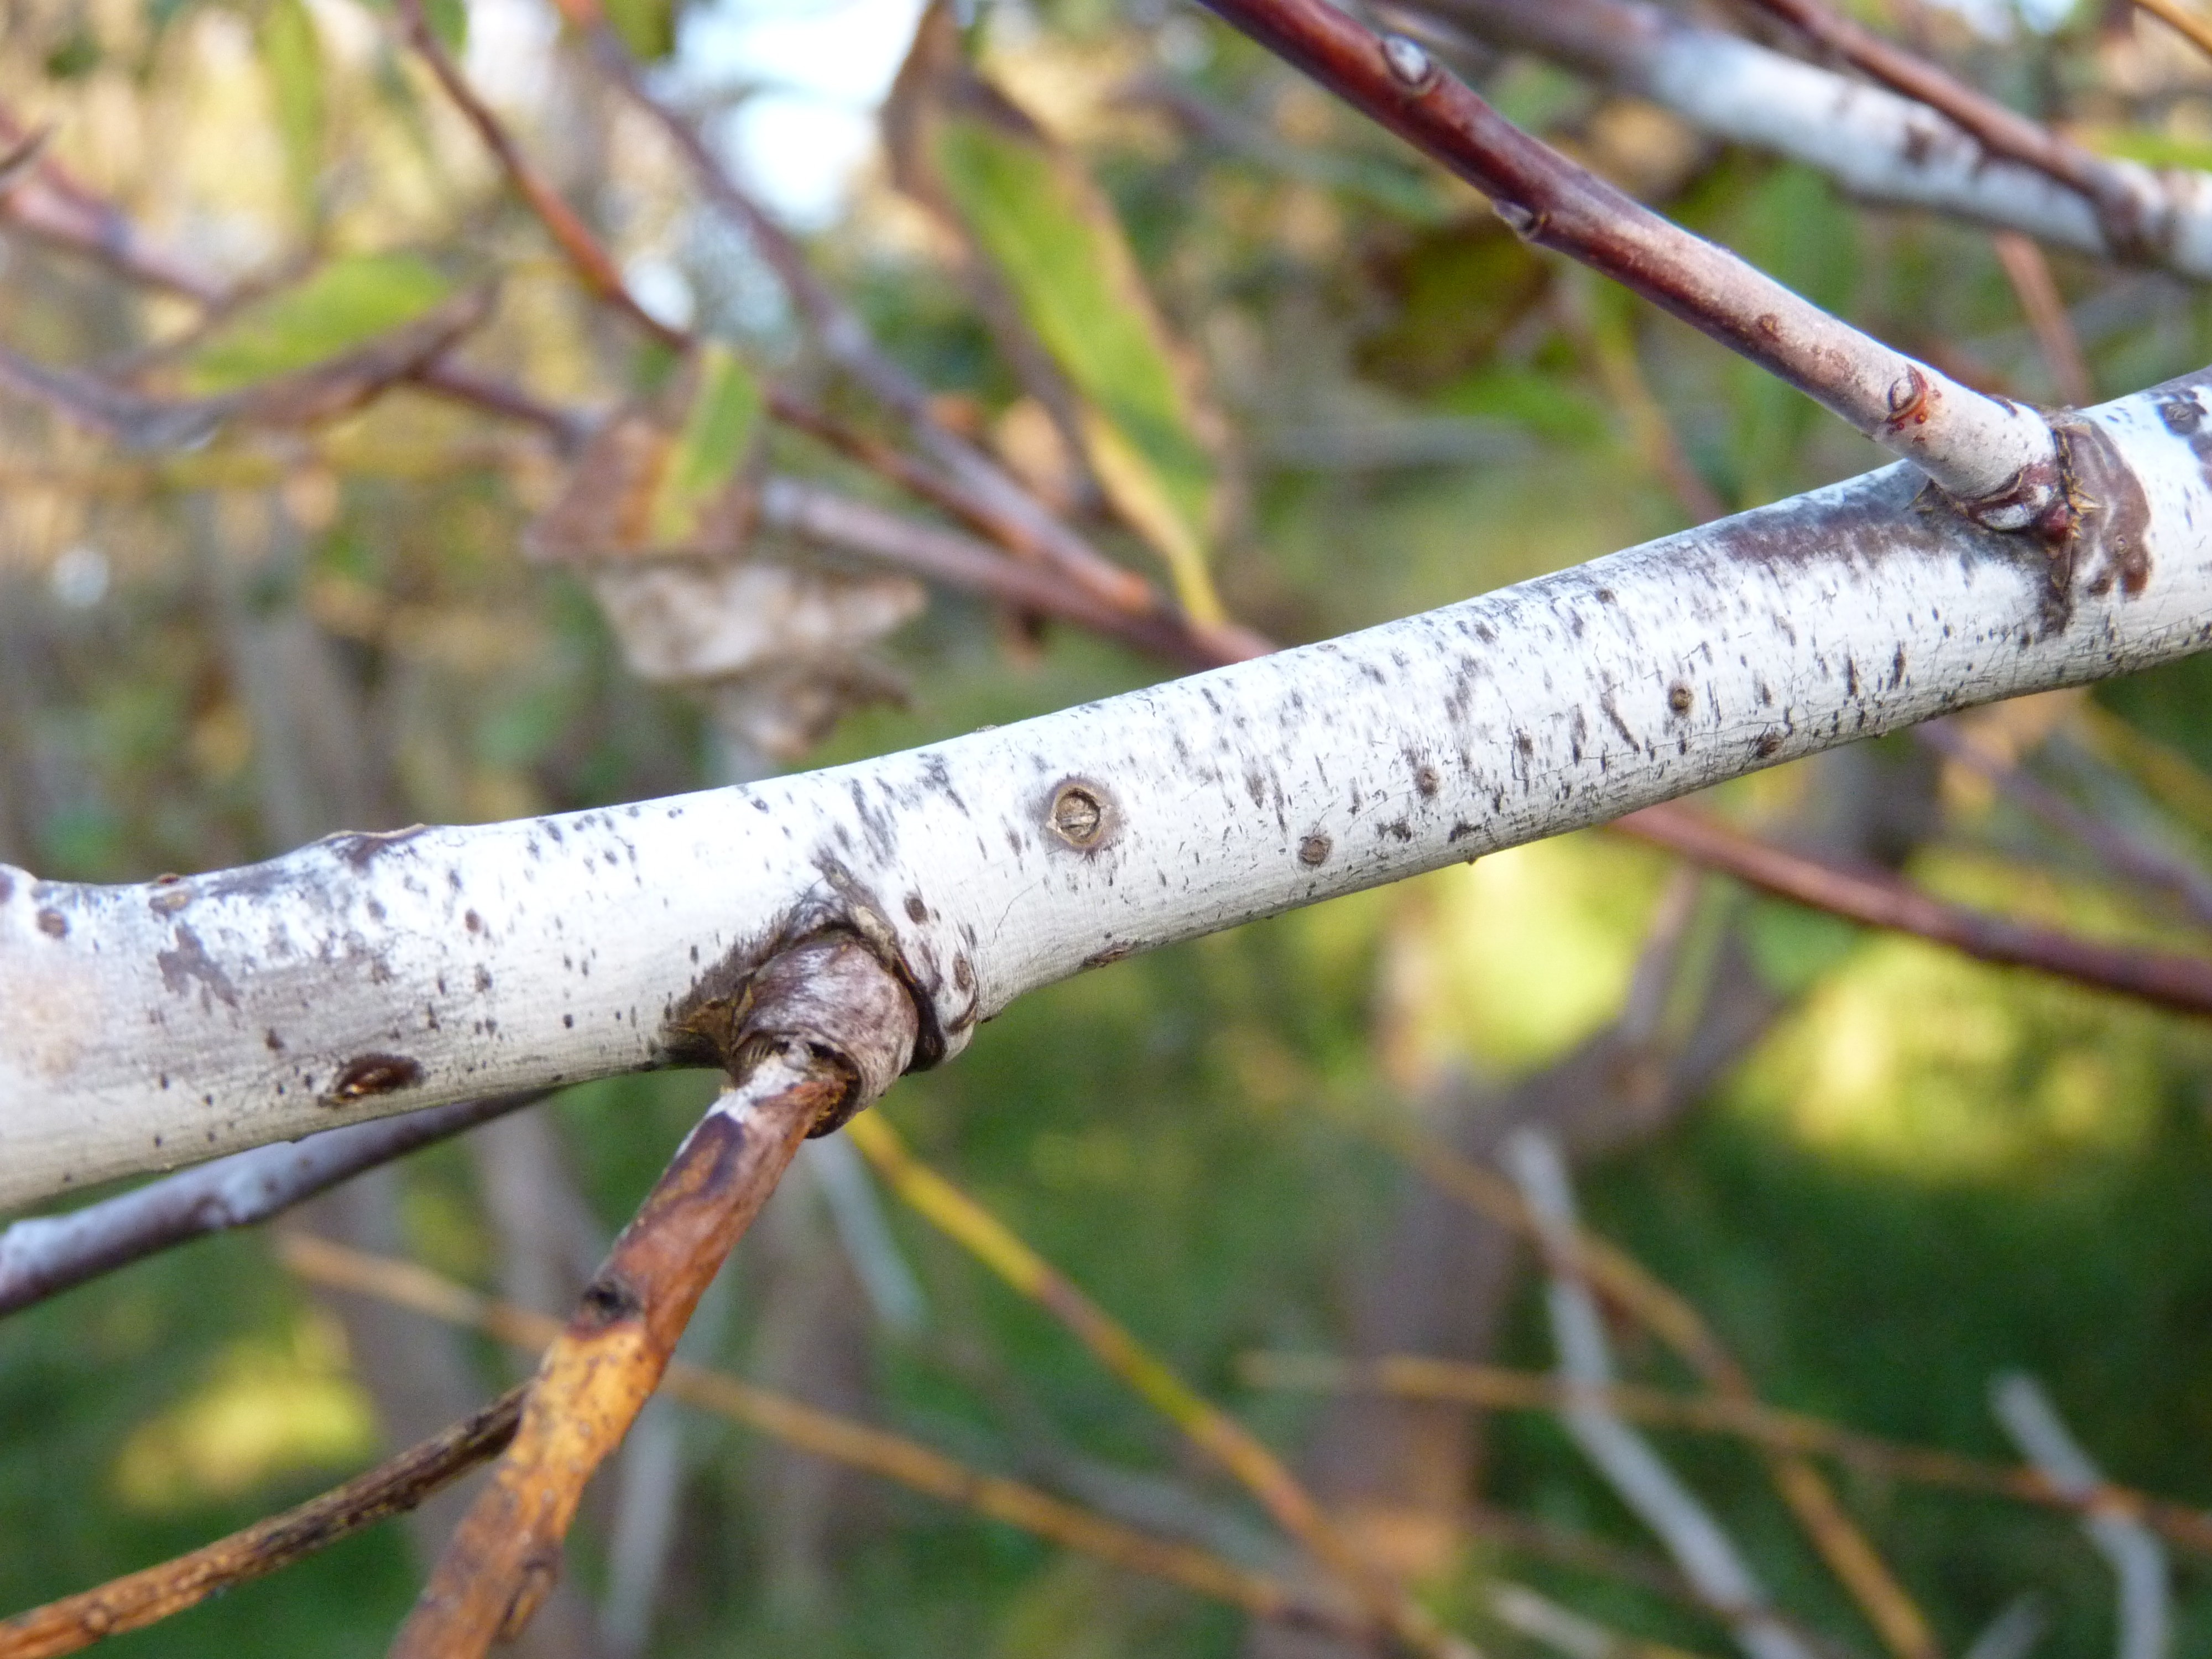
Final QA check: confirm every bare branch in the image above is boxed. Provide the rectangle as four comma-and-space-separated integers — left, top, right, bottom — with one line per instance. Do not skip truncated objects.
0, 1387, 525, 1658
1617, 802, 2212, 1015
1991, 1376, 2170, 1659
1190, 0, 2068, 531
0, 1091, 548, 1318
390, 935, 915, 1657
1992, 234, 2095, 409
1504, 1130, 1814, 1659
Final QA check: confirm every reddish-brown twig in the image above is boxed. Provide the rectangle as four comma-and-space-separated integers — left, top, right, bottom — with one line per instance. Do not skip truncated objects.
1734, 0, 2150, 252
281, 1234, 1375, 1645
1187, 0, 2068, 533
1991, 232, 2095, 406
391, 0, 686, 352
0, 1388, 525, 1659
1619, 800, 2212, 1015
389, 935, 917, 1657
1246, 1353, 2212, 1556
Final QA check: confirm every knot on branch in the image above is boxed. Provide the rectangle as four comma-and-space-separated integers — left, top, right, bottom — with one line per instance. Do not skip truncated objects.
729, 932, 919, 1135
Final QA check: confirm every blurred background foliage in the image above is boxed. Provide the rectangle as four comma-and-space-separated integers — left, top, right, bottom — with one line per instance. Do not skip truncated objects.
6, 0, 2212, 1650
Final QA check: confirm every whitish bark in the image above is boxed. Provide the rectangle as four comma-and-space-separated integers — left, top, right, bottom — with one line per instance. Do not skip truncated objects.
1412, 0, 2212, 279
7, 375, 2212, 1208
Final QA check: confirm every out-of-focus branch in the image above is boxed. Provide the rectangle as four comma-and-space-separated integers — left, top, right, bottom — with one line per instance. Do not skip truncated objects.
1243, 1353, 2212, 1557
390, 936, 915, 1658
1732, 0, 2148, 252
0, 1090, 549, 1318
1188, 0, 2069, 533
0, 287, 495, 449
0, 1387, 526, 1659
391, 0, 685, 352
846, 1113, 1471, 1658
548, 0, 1172, 617
1990, 234, 2095, 408
1618, 802, 2212, 1016
1505, 1130, 1815, 1659
280, 1234, 1374, 1643
1917, 718, 2212, 932
2129, 0, 2212, 63
1991, 1376, 2170, 1659
1397, 0, 2212, 278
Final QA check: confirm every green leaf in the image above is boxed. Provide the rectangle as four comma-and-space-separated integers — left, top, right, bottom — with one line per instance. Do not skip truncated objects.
602, 0, 675, 61
424, 0, 468, 51
258, 0, 326, 224
184, 254, 455, 394
933, 111, 1222, 622
650, 345, 761, 546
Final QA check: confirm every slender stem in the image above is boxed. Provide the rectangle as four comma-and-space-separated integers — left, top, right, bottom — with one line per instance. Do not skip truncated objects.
1189, 0, 2067, 531
280, 1234, 1374, 1645
1991, 233, 2095, 408
390, 0, 686, 351
0, 1091, 547, 1318
846, 1113, 1470, 1659
1618, 802, 2212, 1015
1244, 1353, 2212, 1556
389, 935, 916, 1657
0, 1388, 526, 1659
2129, 0, 2212, 64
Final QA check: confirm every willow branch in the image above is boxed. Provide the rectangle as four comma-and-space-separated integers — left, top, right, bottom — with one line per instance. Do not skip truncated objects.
846, 1113, 1469, 1658
1401, 0, 2212, 279
0, 1387, 525, 1659
388, 935, 915, 1657
1617, 800, 2212, 1015
0, 1090, 547, 1318
281, 1234, 1374, 1644
1193, 0, 2067, 532
1991, 1375, 2170, 1659
1505, 1130, 1814, 1659
1246, 1352, 2212, 1557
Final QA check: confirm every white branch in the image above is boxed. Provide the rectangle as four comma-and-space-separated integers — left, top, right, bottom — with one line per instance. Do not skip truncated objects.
6, 377, 2212, 1208
1410, 0, 2212, 279
1991, 1374, 2170, 1659
1504, 1129, 1813, 1659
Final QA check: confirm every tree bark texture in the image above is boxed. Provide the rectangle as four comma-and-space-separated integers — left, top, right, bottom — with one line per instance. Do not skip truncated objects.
7, 377, 2211, 1207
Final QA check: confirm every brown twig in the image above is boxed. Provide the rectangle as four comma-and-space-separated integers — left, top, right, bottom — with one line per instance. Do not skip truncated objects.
390, 0, 686, 352
1382, 1125, 1936, 1659
546, 0, 1168, 614
389, 935, 916, 1657
0, 1091, 549, 1319
1990, 232, 2095, 406
279, 1234, 1373, 1645
1618, 800, 2212, 1016
847, 1113, 1471, 1658
2128, 0, 2212, 64
1244, 1353, 2212, 1556
1731, 0, 2150, 254
0, 1388, 525, 1659
1185, 0, 2069, 533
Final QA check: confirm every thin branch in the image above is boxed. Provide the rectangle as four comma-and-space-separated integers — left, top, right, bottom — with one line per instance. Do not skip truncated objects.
1616, 802, 2212, 1016
1504, 1130, 1815, 1659
0, 1090, 548, 1318
1991, 233, 2095, 408
0, 1387, 526, 1659
1916, 718, 2212, 933
1991, 1376, 2170, 1659
1242, 1353, 2212, 1557
2128, 0, 2212, 65
845, 1112, 1472, 1658
1730, 0, 2150, 254
389, 935, 915, 1657
549, 0, 1166, 616
279, 1234, 1373, 1642
1188, 0, 2068, 531
390, 0, 686, 352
